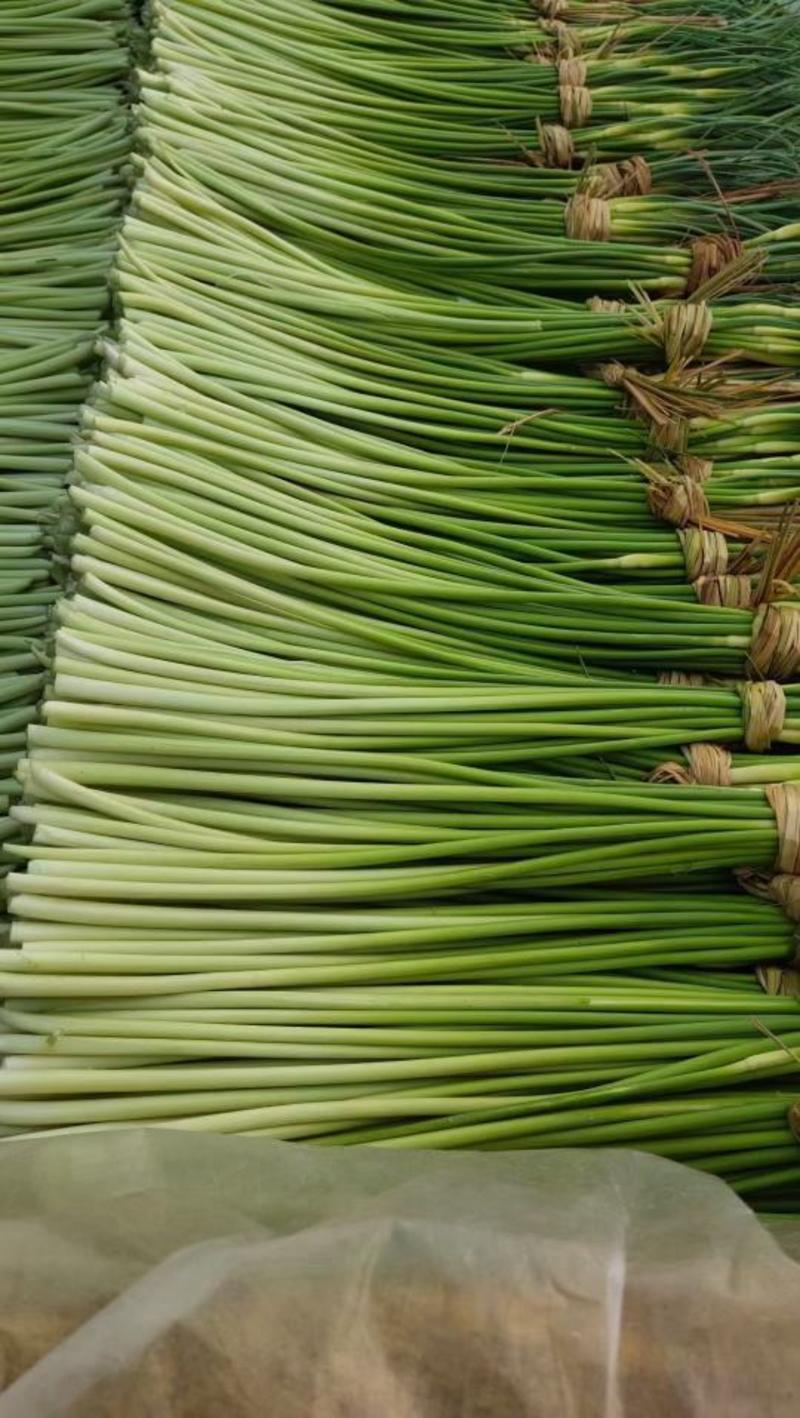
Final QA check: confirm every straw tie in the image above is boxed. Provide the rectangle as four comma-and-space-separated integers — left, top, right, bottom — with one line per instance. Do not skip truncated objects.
740, 788, 800, 939
659, 302, 712, 367
651, 744, 732, 787
739, 868, 800, 923
597, 360, 632, 389
535, 21, 592, 165
537, 120, 575, 167
587, 156, 652, 198
638, 448, 781, 616
740, 680, 787, 752
685, 234, 745, 294
648, 475, 709, 529
568, 160, 652, 235
656, 671, 790, 819
541, 18, 580, 56
695, 574, 756, 608
758, 966, 800, 1000
558, 57, 592, 127
565, 193, 610, 240
679, 527, 728, 581
749, 604, 800, 681
594, 361, 690, 454
586, 296, 625, 313
767, 783, 800, 876
680, 455, 713, 484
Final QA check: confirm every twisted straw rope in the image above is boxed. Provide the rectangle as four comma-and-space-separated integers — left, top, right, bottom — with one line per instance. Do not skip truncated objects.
650, 744, 732, 787
533, 13, 591, 166
541, 17, 580, 56
679, 527, 728, 582
758, 966, 800, 999
565, 157, 652, 232
767, 783, 800, 876
537, 120, 576, 168
649, 468, 710, 530
750, 604, 800, 681
565, 193, 610, 240
685, 234, 745, 295
741, 681, 787, 752
588, 156, 652, 198
742, 869, 800, 923
660, 303, 713, 367
558, 57, 592, 128
695, 574, 755, 608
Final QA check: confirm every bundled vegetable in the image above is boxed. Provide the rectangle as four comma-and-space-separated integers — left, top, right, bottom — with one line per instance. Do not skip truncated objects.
2, 0, 800, 1210
2, 975, 800, 1191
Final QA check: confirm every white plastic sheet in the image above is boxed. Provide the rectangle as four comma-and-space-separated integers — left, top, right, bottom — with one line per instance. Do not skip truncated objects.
0, 1131, 798, 1416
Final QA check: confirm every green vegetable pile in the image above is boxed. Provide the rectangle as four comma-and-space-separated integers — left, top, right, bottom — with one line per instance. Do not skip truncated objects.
0, 0, 131, 891
2, 0, 800, 1208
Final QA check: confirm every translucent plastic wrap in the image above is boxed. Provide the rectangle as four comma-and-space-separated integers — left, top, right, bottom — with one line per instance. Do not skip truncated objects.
0, 1131, 799, 1416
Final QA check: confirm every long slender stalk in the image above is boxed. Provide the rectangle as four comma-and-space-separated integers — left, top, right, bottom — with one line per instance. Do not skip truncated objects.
0, 2, 132, 892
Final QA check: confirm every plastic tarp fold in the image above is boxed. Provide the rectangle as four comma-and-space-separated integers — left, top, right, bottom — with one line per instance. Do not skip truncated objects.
0, 1131, 798, 1416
